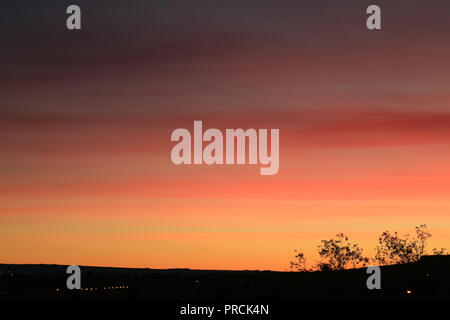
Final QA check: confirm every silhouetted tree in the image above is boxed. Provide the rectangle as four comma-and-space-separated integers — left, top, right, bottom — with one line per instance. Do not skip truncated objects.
290, 225, 447, 271
289, 250, 309, 272
375, 224, 447, 265
432, 247, 447, 255
317, 233, 369, 270
315, 262, 333, 272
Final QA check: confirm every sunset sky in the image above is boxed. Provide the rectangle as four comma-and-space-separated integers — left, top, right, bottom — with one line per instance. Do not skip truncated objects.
1, 0, 450, 270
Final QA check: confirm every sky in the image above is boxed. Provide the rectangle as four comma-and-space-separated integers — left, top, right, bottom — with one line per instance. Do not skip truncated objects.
1, 0, 450, 270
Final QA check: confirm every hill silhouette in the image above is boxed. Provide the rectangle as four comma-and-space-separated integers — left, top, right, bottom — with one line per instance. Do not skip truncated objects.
1, 255, 449, 300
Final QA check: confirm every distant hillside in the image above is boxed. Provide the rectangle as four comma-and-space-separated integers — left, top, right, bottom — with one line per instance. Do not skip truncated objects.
1, 255, 449, 300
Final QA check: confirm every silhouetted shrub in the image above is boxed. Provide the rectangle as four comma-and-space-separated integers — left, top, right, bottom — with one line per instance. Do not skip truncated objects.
375, 224, 447, 265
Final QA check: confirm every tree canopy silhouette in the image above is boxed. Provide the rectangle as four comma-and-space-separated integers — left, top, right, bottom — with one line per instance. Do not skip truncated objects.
289, 250, 308, 272
290, 224, 447, 271
317, 233, 369, 270
375, 224, 447, 265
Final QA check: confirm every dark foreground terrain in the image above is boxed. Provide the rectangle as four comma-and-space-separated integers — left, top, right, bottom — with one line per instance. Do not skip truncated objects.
1, 256, 449, 300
